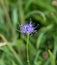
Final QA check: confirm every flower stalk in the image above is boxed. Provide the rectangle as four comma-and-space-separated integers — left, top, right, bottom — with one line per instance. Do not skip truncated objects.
26, 33, 30, 65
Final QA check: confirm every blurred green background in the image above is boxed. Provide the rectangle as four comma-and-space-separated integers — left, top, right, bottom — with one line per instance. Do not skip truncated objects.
0, 0, 57, 65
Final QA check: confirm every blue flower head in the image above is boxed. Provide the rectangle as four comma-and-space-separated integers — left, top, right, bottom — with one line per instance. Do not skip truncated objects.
20, 19, 35, 34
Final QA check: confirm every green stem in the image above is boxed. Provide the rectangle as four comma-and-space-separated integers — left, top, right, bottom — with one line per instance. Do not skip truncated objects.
18, 0, 25, 24
53, 35, 57, 60
26, 33, 30, 65
0, 34, 23, 65
7, 43, 23, 65
0, 0, 12, 29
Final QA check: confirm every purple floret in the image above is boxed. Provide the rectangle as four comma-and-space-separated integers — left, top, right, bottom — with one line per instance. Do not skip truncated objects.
20, 20, 35, 34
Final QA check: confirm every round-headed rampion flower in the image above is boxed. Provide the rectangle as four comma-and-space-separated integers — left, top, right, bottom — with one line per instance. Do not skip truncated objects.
20, 20, 35, 34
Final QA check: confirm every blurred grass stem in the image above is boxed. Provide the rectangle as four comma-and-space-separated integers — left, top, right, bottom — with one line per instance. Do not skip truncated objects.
0, 34, 23, 65
18, 0, 25, 24
0, 0, 12, 29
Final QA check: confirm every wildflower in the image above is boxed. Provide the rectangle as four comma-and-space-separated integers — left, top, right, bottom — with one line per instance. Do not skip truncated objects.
20, 19, 35, 34
52, 0, 57, 6
42, 51, 48, 58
